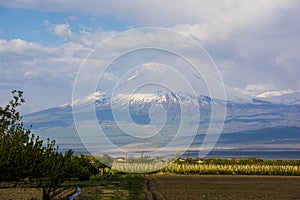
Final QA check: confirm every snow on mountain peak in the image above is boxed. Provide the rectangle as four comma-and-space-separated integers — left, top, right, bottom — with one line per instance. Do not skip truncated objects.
256, 89, 294, 98
255, 90, 300, 105
116, 93, 162, 103
62, 90, 213, 109
61, 91, 106, 107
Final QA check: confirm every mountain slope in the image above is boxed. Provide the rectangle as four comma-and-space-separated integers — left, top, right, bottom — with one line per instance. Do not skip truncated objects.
23, 91, 300, 156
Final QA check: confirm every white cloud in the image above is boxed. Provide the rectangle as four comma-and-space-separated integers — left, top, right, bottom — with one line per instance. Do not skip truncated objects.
54, 23, 74, 39
244, 84, 275, 94
102, 72, 118, 81
0, 39, 51, 57
24, 71, 40, 79
1, 0, 300, 111
43, 19, 49, 27
0, 38, 89, 110
90, 17, 96, 24
68, 16, 77, 21
1, 1, 298, 27
233, 83, 275, 96
236, 84, 297, 99
0, 61, 8, 69
256, 89, 295, 98
1, 23, 299, 111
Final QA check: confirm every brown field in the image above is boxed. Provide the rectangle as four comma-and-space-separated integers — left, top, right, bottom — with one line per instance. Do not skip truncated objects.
146, 174, 300, 200
0, 185, 76, 200
0, 187, 42, 200
1, 175, 300, 199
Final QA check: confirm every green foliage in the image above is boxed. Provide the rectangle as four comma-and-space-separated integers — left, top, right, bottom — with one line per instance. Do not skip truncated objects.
72, 154, 98, 180
98, 153, 114, 166
0, 91, 99, 199
0, 90, 34, 181
125, 155, 155, 164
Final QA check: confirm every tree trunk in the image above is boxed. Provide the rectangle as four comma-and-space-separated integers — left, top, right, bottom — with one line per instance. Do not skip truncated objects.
42, 187, 51, 200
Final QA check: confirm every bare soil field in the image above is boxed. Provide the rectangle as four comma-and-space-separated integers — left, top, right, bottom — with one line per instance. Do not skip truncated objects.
146, 174, 300, 200
1, 175, 300, 199
0, 187, 42, 200
0, 185, 76, 200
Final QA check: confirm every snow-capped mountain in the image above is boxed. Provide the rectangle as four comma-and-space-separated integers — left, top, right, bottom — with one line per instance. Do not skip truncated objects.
256, 91, 300, 105
23, 90, 300, 156
80, 91, 210, 106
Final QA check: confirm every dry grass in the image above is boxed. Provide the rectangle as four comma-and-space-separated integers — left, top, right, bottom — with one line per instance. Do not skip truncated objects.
164, 163, 300, 175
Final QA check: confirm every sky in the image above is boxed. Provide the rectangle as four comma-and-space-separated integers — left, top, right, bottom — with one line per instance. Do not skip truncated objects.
0, 0, 300, 113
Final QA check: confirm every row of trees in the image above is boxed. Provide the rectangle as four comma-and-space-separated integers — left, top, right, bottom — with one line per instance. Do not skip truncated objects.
0, 91, 102, 200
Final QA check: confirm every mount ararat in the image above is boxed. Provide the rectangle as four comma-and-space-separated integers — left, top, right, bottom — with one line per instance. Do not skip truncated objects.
23, 91, 300, 158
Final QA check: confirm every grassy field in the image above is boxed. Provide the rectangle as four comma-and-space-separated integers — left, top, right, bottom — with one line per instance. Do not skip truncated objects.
146, 174, 300, 200
73, 174, 147, 200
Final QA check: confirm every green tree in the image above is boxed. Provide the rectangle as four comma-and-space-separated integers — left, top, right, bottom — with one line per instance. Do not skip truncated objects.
38, 148, 74, 200
99, 153, 114, 166
0, 90, 32, 181
72, 154, 98, 180
0, 91, 98, 200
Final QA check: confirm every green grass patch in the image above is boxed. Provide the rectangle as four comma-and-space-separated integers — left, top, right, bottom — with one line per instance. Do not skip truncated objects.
69, 174, 147, 200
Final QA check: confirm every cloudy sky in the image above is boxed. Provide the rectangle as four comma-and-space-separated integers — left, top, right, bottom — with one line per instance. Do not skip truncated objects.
0, 0, 300, 113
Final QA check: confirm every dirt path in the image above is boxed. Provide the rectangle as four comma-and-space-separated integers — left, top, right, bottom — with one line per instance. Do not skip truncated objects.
145, 174, 300, 200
